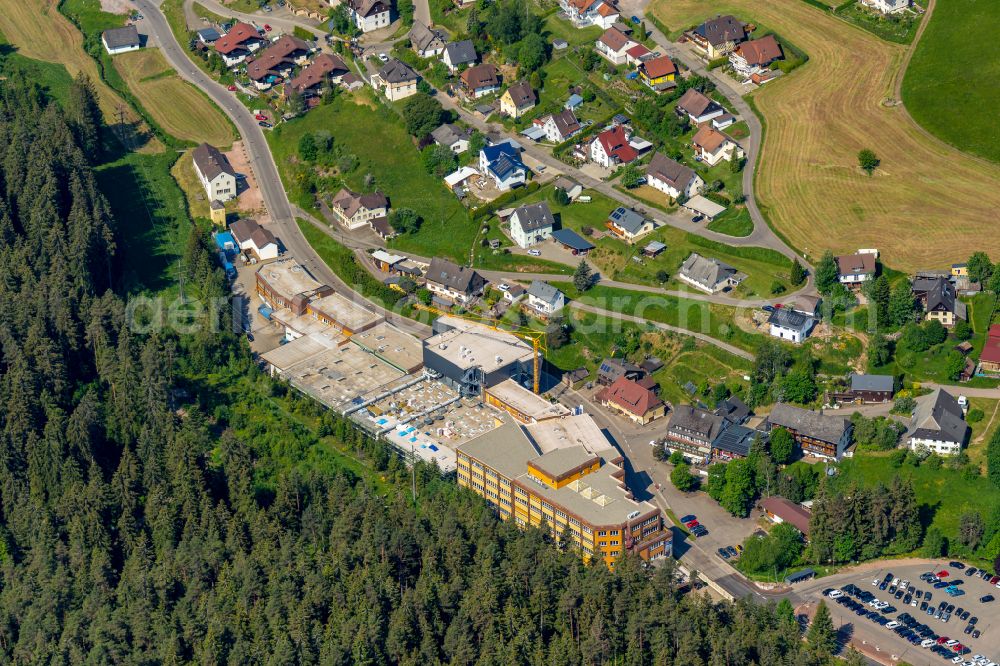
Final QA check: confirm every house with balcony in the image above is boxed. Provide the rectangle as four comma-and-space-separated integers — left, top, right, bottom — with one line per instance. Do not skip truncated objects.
637, 55, 677, 92
692, 125, 743, 166
595, 27, 636, 65
372, 58, 420, 101
767, 403, 853, 460
645, 152, 704, 200
590, 125, 638, 168
480, 143, 527, 190
460, 63, 501, 98
346, 0, 392, 33
509, 202, 555, 248
687, 15, 746, 59
606, 207, 653, 243
561, 0, 620, 29
246, 35, 312, 90
214, 22, 266, 67
729, 34, 783, 78
499, 81, 537, 118
675, 88, 725, 125
526, 281, 565, 317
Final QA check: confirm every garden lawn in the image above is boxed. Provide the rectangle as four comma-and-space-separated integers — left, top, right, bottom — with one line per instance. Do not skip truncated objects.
542, 14, 603, 47
267, 97, 475, 262
537, 56, 617, 124
967, 398, 1000, 472
706, 208, 753, 237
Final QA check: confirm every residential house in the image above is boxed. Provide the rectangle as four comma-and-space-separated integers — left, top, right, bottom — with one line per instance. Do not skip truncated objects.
715, 396, 751, 425
665, 405, 730, 458
460, 63, 501, 98
767, 403, 853, 460
791, 295, 822, 319
768, 308, 813, 344
606, 207, 654, 243
638, 55, 678, 92
692, 125, 743, 166
597, 358, 644, 386
526, 281, 565, 316
479, 143, 527, 191
645, 152, 704, 200
499, 81, 537, 118
409, 20, 446, 57
373, 59, 419, 101
431, 124, 472, 153
442, 40, 478, 72
980, 325, 1000, 374
595, 27, 636, 65
729, 34, 783, 77
858, 0, 910, 13
504, 283, 525, 303
952, 263, 969, 278
590, 125, 638, 168
688, 15, 746, 58
677, 253, 746, 294
907, 388, 969, 456
214, 22, 266, 67
711, 424, 760, 461
760, 497, 811, 537
912, 275, 967, 327
425, 257, 486, 304
835, 251, 877, 287
346, 0, 392, 33
596, 376, 666, 425
561, 0, 620, 29
675, 88, 725, 124
509, 202, 555, 248
247, 35, 312, 90
538, 109, 582, 143
192, 143, 238, 202
230, 218, 279, 260
285, 53, 349, 97
196, 27, 221, 45
625, 43, 652, 66
847, 374, 895, 403
330, 188, 389, 230
102, 25, 140, 55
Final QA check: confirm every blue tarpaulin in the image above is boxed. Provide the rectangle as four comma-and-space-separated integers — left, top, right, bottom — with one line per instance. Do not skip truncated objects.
258, 304, 273, 320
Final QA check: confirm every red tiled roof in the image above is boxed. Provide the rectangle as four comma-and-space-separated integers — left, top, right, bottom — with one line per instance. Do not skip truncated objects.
981, 337, 1000, 364
626, 43, 651, 59
288, 53, 348, 92
598, 27, 631, 52
595, 125, 637, 164
734, 34, 782, 67
596, 376, 663, 417
640, 55, 677, 79
247, 35, 310, 81
989, 324, 1000, 339
215, 22, 260, 55
596, 2, 618, 17
692, 124, 730, 153
760, 496, 811, 536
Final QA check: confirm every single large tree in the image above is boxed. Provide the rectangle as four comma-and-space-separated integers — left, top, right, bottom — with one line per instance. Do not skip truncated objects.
888, 281, 917, 329
807, 601, 837, 656
789, 258, 806, 286
402, 93, 443, 139
670, 463, 697, 492
769, 427, 795, 465
573, 260, 594, 292
814, 251, 839, 295
857, 148, 880, 176
66, 74, 103, 163
967, 251, 994, 285
865, 274, 890, 329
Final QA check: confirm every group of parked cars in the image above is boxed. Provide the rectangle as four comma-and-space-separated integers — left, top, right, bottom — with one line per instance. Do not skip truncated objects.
680, 515, 708, 539
716, 545, 740, 560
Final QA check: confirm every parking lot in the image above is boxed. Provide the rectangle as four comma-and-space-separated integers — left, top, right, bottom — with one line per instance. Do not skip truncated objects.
815, 561, 1000, 665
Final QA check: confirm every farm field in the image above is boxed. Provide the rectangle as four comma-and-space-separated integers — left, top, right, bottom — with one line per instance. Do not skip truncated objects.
902, 0, 1000, 164
651, 0, 1000, 271
115, 49, 236, 146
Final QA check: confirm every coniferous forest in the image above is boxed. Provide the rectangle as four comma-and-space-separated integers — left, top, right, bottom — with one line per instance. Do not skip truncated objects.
0, 76, 852, 665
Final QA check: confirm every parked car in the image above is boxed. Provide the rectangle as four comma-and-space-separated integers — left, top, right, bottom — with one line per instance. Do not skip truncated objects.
227, 84, 237, 91
718, 548, 730, 559
726, 546, 738, 558
258, 121, 272, 128
680, 515, 696, 523
527, 249, 542, 256
630, 15, 640, 23
263, 24, 272, 31
254, 114, 268, 121
949, 562, 965, 569
980, 595, 993, 603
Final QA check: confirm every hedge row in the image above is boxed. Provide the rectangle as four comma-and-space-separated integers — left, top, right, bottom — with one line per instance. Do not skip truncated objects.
470, 181, 541, 221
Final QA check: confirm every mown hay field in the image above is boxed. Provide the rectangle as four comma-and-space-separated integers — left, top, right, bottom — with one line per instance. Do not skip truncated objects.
652, 0, 1000, 271
114, 49, 235, 147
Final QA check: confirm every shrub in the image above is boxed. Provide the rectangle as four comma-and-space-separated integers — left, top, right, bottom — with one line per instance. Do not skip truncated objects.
967, 408, 984, 424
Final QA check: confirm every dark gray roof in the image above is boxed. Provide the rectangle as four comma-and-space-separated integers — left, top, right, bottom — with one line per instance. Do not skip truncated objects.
527, 280, 562, 306
598, 358, 642, 382
694, 15, 746, 46
915, 275, 966, 319
444, 40, 477, 65
646, 152, 697, 191
378, 59, 418, 83
712, 424, 758, 457
768, 403, 851, 445
409, 20, 445, 52
511, 202, 555, 232
768, 308, 811, 330
607, 207, 648, 235
680, 253, 736, 289
426, 257, 484, 294
197, 27, 221, 42
192, 143, 235, 181
103, 25, 140, 49
668, 405, 729, 442
548, 109, 580, 138
551, 228, 594, 252
850, 374, 894, 393
715, 396, 750, 424
910, 388, 969, 445
504, 80, 536, 107
431, 123, 469, 147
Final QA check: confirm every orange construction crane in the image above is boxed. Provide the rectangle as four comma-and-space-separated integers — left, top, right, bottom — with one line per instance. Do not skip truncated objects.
414, 303, 547, 393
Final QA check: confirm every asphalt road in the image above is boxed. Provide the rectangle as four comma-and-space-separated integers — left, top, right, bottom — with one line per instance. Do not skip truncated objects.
136, 0, 430, 338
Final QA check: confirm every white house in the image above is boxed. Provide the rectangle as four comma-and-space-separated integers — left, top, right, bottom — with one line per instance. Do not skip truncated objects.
692, 125, 743, 166
606, 207, 654, 243
213, 22, 266, 67
480, 143, 527, 191
677, 253, 746, 294
767, 309, 813, 344
330, 188, 389, 230
907, 388, 969, 456
409, 20, 446, 57
858, 0, 910, 13
729, 34, 783, 77
526, 281, 565, 316
595, 27, 636, 65
509, 202, 555, 248
836, 252, 877, 287
102, 26, 140, 55
192, 143, 238, 203
442, 40, 478, 72
346, 0, 392, 33
645, 152, 704, 200
590, 126, 638, 168
431, 124, 471, 153
538, 110, 581, 143
561, 0, 619, 28
230, 218, 279, 260
372, 59, 419, 101
675, 89, 725, 125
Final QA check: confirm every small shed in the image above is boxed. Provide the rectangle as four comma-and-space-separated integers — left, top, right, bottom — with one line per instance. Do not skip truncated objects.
552, 39, 568, 50
564, 94, 583, 110
683, 195, 727, 220
642, 240, 666, 257
784, 568, 816, 585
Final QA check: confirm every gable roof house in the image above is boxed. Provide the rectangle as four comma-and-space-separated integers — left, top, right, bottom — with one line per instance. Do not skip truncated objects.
675, 88, 725, 124
638, 55, 678, 92
912, 275, 967, 327
509, 202, 556, 248
978, 325, 1000, 374
479, 143, 527, 191
597, 358, 644, 386
246, 35, 312, 90
526, 281, 565, 316
767, 403, 853, 460
836, 252, 877, 287
346, 0, 392, 33
677, 253, 746, 294
606, 207, 654, 243
425, 257, 486, 304
596, 376, 666, 425
500, 81, 537, 118
102, 25, 141, 55
692, 124, 744, 166
442, 40, 478, 72
214, 22, 266, 67
538, 109, 582, 143
230, 218, 279, 260
561, 0, 620, 29
595, 27, 636, 65
665, 405, 731, 457
285, 53, 350, 97
192, 143, 238, 202
729, 34, 783, 77
431, 124, 472, 153
907, 388, 969, 456
847, 373, 895, 403
409, 20, 446, 57
688, 15, 746, 58
460, 63, 501, 98
590, 125, 638, 168
768, 308, 813, 344
373, 59, 419, 101
330, 188, 389, 230
645, 152, 704, 200
760, 496, 812, 537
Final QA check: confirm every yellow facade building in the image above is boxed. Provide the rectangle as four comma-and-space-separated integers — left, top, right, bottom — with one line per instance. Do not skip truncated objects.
456, 416, 671, 568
